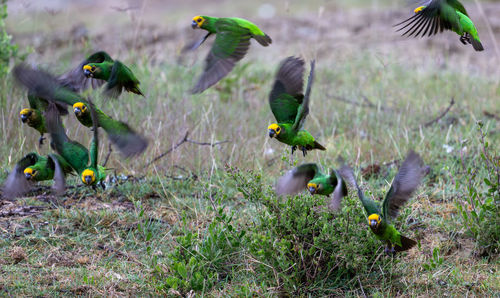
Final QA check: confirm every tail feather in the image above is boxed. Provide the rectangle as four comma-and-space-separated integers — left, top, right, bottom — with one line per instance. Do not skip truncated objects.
253, 34, 272, 46
394, 234, 417, 252
471, 38, 484, 51
313, 140, 326, 151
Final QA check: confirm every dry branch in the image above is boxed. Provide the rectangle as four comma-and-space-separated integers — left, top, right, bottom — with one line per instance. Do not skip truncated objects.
417, 98, 455, 129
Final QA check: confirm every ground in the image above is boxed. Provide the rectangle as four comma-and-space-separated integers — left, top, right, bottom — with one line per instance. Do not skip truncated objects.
0, 0, 499, 296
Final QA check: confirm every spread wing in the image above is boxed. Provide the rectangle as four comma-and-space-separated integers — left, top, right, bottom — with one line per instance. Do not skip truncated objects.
48, 154, 66, 196
394, 0, 460, 38
2, 153, 38, 200
338, 164, 380, 216
327, 168, 348, 211
382, 150, 425, 222
292, 60, 315, 131
57, 51, 112, 92
13, 64, 85, 109
269, 56, 305, 124
276, 163, 321, 196
191, 19, 252, 94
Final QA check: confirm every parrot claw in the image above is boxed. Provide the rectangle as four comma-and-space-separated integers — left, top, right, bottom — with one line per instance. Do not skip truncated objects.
291, 146, 297, 155
38, 136, 46, 145
459, 34, 470, 45
384, 245, 396, 255
300, 146, 307, 157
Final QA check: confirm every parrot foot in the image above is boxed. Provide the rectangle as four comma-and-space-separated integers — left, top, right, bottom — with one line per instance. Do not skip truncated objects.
459, 34, 470, 45
291, 145, 297, 155
38, 136, 46, 145
384, 244, 396, 255
300, 146, 307, 157
99, 181, 106, 190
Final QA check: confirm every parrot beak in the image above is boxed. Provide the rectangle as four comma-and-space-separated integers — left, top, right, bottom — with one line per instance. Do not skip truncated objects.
74, 107, 81, 116
25, 172, 32, 180
83, 69, 93, 78
308, 187, 316, 194
268, 129, 276, 138
85, 176, 93, 185
20, 114, 28, 122
370, 220, 378, 228
191, 20, 198, 29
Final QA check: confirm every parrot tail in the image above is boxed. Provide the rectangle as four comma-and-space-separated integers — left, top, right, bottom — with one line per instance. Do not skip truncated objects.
313, 141, 326, 151
254, 34, 272, 47
394, 235, 417, 252
471, 39, 484, 52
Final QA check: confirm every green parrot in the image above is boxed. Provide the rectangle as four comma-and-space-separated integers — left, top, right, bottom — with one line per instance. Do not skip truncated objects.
80, 51, 144, 97
267, 56, 325, 156
2, 152, 72, 199
13, 64, 148, 158
276, 163, 348, 211
395, 0, 483, 51
57, 51, 107, 92
189, 15, 272, 93
45, 102, 106, 188
340, 151, 427, 254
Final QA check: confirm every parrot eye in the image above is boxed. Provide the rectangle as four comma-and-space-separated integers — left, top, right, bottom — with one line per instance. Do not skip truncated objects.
197, 18, 202, 22
276, 127, 281, 133
91, 66, 96, 71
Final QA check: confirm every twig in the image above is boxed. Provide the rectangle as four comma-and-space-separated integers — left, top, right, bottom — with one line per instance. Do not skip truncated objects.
103, 143, 113, 167
143, 131, 190, 169
417, 97, 455, 129
331, 94, 391, 111
110, 5, 140, 12
186, 139, 230, 146
358, 276, 367, 298
143, 132, 230, 169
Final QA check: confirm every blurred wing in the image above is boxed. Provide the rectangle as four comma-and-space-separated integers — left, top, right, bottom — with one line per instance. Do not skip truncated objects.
394, 0, 458, 38
48, 154, 66, 196
182, 32, 212, 52
269, 56, 305, 123
292, 60, 315, 131
57, 51, 112, 92
328, 168, 348, 211
276, 163, 320, 196
100, 112, 149, 157
338, 164, 380, 215
383, 150, 425, 221
191, 20, 251, 94
2, 153, 38, 200
13, 64, 85, 109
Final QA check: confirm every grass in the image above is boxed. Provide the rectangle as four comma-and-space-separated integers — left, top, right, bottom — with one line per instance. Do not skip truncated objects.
1, 0, 499, 296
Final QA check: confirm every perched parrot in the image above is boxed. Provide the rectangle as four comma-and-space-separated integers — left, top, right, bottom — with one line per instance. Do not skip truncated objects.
80, 51, 144, 97
13, 64, 148, 158
2, 152, 72, 199
276, 163, 348, 211
395, 0, 483, 51
45, 102, 106, 188
267, 56, 325, 156
340, 151, 427, 254
188, 16, 272, 93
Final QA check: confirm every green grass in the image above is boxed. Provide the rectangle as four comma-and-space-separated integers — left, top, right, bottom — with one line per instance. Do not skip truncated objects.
1, 0, 499, 296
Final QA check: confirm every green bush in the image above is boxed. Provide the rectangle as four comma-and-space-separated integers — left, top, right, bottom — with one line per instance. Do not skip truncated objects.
159, 206, 246, 294
456, 121, 500, 258
227, 167, 399, 295
0, 0, 17, 77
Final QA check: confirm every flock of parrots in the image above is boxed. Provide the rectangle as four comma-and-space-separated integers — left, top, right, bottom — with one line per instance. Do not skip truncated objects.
1, 0, 484, 254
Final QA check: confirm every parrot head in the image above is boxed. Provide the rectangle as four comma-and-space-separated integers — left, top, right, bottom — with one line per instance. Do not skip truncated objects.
307, 182, 320, 195
24, 167, 37, 180
73, 102, 88, 117
368, 214, 382, 230
83, 64, 98, 78
192, 16, 205, 29
82, 168, 96, 185
414, 5, 426, 13
20, 108, 35, 124
268, 123, 282, 138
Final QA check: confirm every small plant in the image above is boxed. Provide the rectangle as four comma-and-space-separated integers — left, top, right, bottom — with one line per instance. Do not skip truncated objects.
422, 247, 444, 271
456, 121, 500, 257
